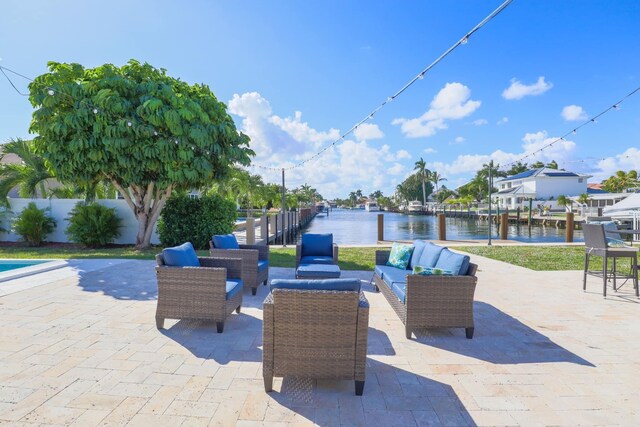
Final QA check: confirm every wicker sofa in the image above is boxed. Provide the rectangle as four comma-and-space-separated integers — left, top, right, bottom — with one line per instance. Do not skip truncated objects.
263, 278, 369, 395
210, 234, 269, 296
374, 241, 478, 339
155, 243, 243, 333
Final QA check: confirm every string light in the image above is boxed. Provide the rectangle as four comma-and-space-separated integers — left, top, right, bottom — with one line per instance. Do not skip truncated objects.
47, 89, 54, 96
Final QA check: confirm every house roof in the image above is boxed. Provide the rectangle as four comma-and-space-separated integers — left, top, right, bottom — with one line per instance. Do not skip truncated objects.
587, 188, 608, 194
497, 167, 591, 182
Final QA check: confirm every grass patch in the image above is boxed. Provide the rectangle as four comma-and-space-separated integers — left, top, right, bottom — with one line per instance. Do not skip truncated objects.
269, 247, 378, 270
457, 245, 631, 272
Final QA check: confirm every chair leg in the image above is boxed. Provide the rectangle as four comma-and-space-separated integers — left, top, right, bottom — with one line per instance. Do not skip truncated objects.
236, 306, 241, 314
583, 253, 589, 291
613, 258, 617, 291
251, 287, 257, 296
263, 280, 267, 286
634, 254, 639, 297
603, 256, 608, 297
465, 327, 474, 339
264, 376, 273, 392
216, 322, 224, 333
405, 326, 412, 339
156, 317, 164, 329
355, 380, 365, 396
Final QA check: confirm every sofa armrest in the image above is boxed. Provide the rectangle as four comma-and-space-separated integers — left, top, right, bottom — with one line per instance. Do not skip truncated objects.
295, 244, 302, 267
332, 243, 339, 264
199, 257, 243, 279
155, 265, 228, 302
355, 291, 369, 381
375, 250, 391, 266
209, 248, 257, 267
240, 244, 270, 261
262, 293, 274, 381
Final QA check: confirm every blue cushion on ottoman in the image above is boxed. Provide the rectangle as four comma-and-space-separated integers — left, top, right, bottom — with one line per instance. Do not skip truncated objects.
409, 240, 428, 269
301, 233, 333, 257
226, 279, 243, 300
296, 263, 341, 279
434, 248, 470, 275
418, 242, 445, 268
212, 234, 240, 250
162, 242, 200, 267
270, 278, 360, 292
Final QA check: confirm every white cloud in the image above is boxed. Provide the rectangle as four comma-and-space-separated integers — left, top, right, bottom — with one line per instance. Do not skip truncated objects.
497, 116, 509, 125
594, 147, 640, 182
392, 82, 481, 138
354, 123, 384, 141
424, 131, 576, 179
229, 92, 404, 198
396, 149, 411, 160
453, 136, 465, 144
471, 119, 488, 126
424, 148, 437, 154
561, 105, 587, 121
502, 76, 553, 100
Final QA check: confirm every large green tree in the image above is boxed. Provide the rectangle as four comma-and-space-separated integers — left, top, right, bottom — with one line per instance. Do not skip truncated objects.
28, 60, 253, 248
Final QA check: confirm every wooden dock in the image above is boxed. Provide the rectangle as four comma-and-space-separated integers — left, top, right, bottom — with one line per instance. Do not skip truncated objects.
233, 207, 317, 245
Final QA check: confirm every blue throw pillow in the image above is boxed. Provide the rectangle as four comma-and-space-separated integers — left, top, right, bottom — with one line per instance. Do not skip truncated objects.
434, 248, 470, 276
162, 242, 200, 267
418, 242, 445, 268
212, 234, 240, 250
386, 242, 414, 270
270, 278, 360, 292
412, 265, 453, 276
409, 240, 428, 269
301, 233, 333, 257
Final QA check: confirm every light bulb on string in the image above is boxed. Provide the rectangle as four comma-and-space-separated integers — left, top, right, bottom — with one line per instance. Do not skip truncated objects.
127, 121, 132, 127
461, 36, 469, 45
47, 89, 55, 96
572, 130, 577, 135
93, 108, 98, 114
613, 105, 620, 110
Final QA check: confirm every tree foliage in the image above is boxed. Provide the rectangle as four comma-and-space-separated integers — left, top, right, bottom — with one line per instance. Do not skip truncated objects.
0, 138, 54, 205
66, 202, 122, 247
602, 170, 639, 193
28, 60, 253, 248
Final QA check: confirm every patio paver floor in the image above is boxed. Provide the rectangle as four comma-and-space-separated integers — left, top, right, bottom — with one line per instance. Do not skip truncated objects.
0, 255, 639, 426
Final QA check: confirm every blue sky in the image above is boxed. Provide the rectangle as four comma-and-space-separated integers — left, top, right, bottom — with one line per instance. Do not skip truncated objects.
1, 0, 639, 198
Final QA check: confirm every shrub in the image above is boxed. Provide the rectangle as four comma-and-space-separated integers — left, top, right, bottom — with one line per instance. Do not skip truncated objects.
12, 202, 56, 246
157, 194, 237, 249
66, 202, 122, 248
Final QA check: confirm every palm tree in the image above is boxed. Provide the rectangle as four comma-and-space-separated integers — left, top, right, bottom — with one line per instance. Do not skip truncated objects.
414, 157, 430, 206
577, 193, 590, 205
546, 160, 559, 170
348, 191, 357, 208
557, 195, 572, 212
0, 138, 55, 206
429, 171, 447, 199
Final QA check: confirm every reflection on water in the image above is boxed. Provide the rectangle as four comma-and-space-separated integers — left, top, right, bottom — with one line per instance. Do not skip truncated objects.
301, 209, 582, 245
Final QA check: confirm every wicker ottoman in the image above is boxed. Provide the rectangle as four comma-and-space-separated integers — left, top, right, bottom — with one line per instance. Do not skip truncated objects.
295, 263, 341, 279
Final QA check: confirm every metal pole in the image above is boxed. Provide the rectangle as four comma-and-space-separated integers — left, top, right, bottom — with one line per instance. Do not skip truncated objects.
488, 163, 492, 246
281, 168, 286, 247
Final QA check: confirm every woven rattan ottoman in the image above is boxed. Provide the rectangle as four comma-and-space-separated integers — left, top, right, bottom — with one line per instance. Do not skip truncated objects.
295, 263, 341, 279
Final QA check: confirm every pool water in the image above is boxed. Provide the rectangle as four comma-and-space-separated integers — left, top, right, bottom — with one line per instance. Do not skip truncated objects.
0, 260, 48, 273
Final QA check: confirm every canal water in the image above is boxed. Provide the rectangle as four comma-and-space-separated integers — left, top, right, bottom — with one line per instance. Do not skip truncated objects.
301, 208, 583, 245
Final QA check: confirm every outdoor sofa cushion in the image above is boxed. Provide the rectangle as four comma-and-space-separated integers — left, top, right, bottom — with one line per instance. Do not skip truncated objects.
299, 255, 334, 265
212, 234, 240, 250
386, 242, 414, 270
270, 278, 360, 292
380, 268, 408, 302
434, 248, 470, 275
409, 240, 428, 269
300, 233, 333, 257
258, 260, 269, 271
417, 242, 445, 268
162, 242, 200, 267
226, 279, 244, 300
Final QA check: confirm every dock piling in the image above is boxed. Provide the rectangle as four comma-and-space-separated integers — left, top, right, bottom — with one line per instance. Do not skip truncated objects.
437, 214, 446, 241
500, 213, 508, 240
377, 214, 384, 241
566, 212, 574, 242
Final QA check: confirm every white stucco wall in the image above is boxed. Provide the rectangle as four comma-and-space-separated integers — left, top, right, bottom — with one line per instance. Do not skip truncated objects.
535, 177, 587, 199
0, 198, 160, 245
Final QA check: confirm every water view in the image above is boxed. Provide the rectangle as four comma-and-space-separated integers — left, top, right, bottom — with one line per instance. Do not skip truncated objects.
302, 208, 583, 245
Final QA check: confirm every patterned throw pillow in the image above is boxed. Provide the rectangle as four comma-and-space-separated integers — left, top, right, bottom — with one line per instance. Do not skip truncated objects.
412, 265, 454, 276
606, 237, 627, 248
386, 242, 414, 270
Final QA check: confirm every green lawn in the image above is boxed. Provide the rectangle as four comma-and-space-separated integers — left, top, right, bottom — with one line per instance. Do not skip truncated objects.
457, 245, 628, 271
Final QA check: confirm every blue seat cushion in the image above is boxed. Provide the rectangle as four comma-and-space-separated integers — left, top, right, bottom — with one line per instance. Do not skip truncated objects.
296, 263, 341, 278
409, 240, 428, 269
257, 260, 269, 271
434, 248, 470, 275
374, 264, 403, 280
418, 242, 445, 268
301, 233, 333, 257
226, 279, 243, 300
381, 267, 407, 289
212, 234, 240, 250
270, 278, 360, 292
300, 255, 334, 265
391, 282, 406, 303
162, 242, 200, 267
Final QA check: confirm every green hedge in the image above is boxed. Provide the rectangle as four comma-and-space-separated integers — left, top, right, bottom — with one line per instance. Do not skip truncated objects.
12, 202, 56, 247
157, 195, 237, 249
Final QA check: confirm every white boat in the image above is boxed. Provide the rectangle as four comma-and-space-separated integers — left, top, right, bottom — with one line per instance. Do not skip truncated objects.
365, 201, 380, 212
407, 200, 424, 213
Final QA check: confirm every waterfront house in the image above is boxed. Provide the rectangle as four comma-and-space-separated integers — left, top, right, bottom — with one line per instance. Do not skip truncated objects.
495, 167, 591, 209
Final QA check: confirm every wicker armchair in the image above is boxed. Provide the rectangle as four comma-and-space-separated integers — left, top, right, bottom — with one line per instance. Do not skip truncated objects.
295, 233, 339, 268
155, 255, 243, 333
374, 250, 478, 339
210, 242, 269, 296
263, 281, 369, 395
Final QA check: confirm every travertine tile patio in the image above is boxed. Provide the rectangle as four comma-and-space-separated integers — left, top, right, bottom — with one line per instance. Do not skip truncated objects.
0, 254, 639, 426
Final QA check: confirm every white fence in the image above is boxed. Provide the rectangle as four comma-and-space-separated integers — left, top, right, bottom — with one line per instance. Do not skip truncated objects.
0, 198, 160, 245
